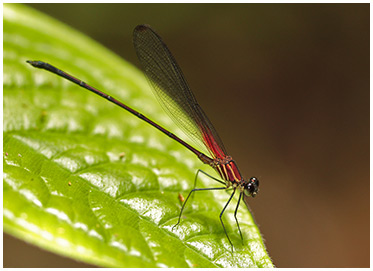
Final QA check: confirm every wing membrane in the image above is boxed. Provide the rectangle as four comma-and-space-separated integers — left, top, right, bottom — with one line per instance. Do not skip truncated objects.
133, 25, 227, 158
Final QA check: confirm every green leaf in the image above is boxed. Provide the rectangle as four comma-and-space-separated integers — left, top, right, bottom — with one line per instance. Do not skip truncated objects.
3, 3, 273, 268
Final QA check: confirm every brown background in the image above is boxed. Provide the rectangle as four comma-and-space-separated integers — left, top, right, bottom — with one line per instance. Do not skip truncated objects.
4, 3, 369, 268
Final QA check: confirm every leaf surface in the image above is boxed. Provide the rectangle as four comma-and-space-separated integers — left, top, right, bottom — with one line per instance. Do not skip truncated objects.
3, 4, 273, 268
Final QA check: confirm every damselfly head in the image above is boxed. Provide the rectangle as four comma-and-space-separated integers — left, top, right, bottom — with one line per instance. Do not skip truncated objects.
243, 177, 259, 197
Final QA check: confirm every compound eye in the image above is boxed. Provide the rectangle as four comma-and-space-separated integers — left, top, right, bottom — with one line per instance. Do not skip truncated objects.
244, 177, 260, 197
246, 177, 259, 197
249, 182, 256, 194
251, 177, 259, 187
243, 183, 253, 197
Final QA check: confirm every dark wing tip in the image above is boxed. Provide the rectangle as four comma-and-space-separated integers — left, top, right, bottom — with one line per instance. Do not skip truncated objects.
134, 24, 151, 33
133, 24, 152, 44
133, 24, 163, 48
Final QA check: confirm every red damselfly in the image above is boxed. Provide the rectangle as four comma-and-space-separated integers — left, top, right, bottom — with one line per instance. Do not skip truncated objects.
27, 24, 259, 251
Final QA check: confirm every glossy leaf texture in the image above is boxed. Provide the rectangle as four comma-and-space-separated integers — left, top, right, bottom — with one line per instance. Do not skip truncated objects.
3, 4, 273, 268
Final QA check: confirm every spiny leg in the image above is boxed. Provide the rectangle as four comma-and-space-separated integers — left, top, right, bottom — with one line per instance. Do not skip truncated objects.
193, 169, 226, 188
190, 169, 226, 201
173, 186, 226, 229
234, 192, 243, 244
220, 188, 236, 252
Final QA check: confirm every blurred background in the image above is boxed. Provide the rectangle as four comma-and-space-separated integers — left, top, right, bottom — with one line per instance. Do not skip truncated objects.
4, 3, 369, 268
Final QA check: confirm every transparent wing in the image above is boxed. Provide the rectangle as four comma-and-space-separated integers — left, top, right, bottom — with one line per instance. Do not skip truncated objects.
133, 24, 227, 159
